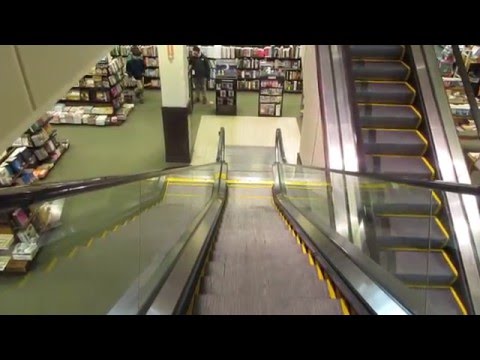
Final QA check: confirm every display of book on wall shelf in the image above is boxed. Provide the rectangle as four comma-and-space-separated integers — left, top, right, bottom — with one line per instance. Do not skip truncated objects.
284, 80, 303, 93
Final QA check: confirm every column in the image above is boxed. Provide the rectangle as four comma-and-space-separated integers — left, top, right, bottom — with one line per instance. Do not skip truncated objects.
157, 45, 192, 163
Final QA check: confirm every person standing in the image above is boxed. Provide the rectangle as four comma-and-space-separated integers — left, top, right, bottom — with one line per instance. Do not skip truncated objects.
190, 46, 210, 104
126, 45, 146, 104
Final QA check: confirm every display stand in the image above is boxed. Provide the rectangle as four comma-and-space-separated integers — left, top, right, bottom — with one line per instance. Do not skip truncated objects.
258, 73, 284, 117
215, 59, 238, 116
51, 57, 134, 126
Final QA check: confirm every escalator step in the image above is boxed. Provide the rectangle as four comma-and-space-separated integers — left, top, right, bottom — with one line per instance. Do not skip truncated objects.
374, 216, 448, 249
350, 45, 405, 60
352, 60, 410, 81
205, 260, 317, 281
365, 155, 434, 179
361, 129, 427, 156
409, 287, 466, 315
366, 186, 442, 215
379, 250, 457, 285
355, 81, 416, 105
193, 294, 342, 315
358, 104, 421, 129
200, 272, 327, 298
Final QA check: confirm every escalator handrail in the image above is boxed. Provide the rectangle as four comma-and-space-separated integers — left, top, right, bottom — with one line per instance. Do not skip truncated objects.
216, 127, 225, 163
300, 164, 480, 196
275, 128, 287, 164
451, 45, 480, 139
274, 128, 480, 195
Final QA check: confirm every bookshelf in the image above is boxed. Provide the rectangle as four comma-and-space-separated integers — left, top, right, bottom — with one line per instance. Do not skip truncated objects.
258, 75, 285, 117
0, 115, 69, 273
51, 57, 135, 126
111, 45, 161, 91
188, 45, 303, 93
215, 60, 238, 115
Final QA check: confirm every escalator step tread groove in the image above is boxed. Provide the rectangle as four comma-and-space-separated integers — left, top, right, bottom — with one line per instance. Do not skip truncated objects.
350, 45, 405, 60
353, 60, 409, 81
355, 81, 415, 105
374, 216, 448, 249
379, 250, 456, 285
409, 287, 465, 315
362, 129, 426, 156
195, 185, 339, 315
367, 187, 441, 215
358, 104, 421, 129
193, 294, 342, 315
365, 155, 433, 179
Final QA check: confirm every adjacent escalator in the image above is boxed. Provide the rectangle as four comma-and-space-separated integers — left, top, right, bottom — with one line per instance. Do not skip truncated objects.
349, 45, 467, 314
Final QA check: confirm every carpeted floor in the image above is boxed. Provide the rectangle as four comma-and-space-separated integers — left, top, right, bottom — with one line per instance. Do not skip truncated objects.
46, 90, 301, 182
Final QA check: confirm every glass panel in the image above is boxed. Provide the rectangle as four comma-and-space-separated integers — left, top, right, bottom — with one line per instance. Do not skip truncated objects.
137, 165, 219, 310
278, 163, 468, 315
0, 164, 219, 314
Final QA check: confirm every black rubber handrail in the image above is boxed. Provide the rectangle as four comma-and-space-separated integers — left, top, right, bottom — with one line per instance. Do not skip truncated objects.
216, 127, 225, 163
451, 45, 480, 139
274, 128, 480, 195
275, 128, 287, 164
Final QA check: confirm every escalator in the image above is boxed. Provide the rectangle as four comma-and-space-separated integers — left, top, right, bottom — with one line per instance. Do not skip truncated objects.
0, 124, 479, 314
348, 45, 466, 314
193, 184, 343, 315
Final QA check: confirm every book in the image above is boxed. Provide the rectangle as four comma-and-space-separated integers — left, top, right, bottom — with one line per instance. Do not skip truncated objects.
0, 256, 11, 271
0, 234, 14, 250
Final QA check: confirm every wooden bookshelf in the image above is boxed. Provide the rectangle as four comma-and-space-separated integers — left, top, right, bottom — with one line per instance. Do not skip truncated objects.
188, 46, 302, 93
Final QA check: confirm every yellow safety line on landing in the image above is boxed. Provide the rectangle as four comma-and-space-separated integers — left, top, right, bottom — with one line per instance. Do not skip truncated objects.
227, 180, 274, 186
165, 194, 203, 197
167, 177, 215, 184
450, 288, 468, 315
236, 195, 272, 199
45, 258, 58, 273
340, 299, 350, 315
86, 238, 94, 248
442, 251, 459, 278
435, 217, 450, 240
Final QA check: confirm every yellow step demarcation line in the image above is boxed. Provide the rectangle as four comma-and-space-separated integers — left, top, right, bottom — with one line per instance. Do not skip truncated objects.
357, 103, 423, 129
406, 285, 467, 315
276, 204, 350, 315
362, 128, 428, 156
167, 177, 215, 184
366, 155, 435, 180
450, 287, 468, 315
352, 45, 405, 61
355, 80, 416, 105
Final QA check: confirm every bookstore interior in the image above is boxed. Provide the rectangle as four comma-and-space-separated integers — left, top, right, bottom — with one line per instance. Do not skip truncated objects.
0, 44, 305, 273
2, 44, 480, 275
